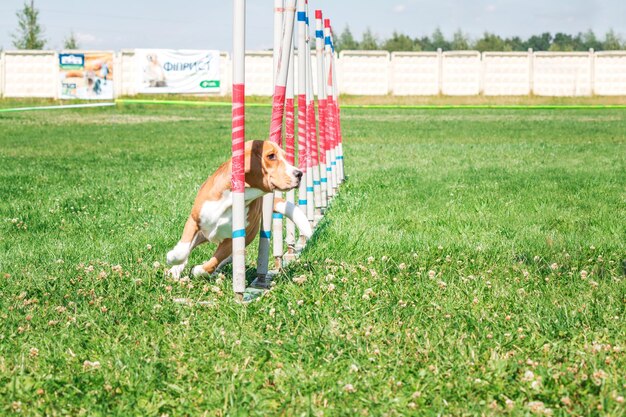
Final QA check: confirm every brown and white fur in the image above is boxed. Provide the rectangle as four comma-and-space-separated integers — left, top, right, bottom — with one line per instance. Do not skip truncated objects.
166, 140, 311, 279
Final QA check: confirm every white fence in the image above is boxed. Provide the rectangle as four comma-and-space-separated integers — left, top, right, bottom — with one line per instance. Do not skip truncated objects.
1, 49, 626, 98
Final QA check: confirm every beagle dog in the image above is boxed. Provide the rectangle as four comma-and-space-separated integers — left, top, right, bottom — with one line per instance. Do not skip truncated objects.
166, 140, 312, 279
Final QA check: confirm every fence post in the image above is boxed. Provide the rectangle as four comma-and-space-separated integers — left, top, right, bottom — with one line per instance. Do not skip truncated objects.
437, 48, 443, 95
386, 51, 392, 95
479, 51, 485, 95
528, 48, 534, 96
589, 48, 595, 96
54, 51, 60, 100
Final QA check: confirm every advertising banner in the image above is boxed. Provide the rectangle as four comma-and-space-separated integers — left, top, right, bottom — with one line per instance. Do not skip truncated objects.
59, 52, 114, 99
135, 49, 220, 94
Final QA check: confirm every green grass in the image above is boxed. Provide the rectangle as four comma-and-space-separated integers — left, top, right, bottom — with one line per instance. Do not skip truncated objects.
1, 102, 625, 416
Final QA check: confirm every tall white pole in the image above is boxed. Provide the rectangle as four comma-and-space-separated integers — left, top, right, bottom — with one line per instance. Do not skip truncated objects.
329, 25, 345, 183
258, 0, 297, 280
296, 0, 308, 245
270, 0, 286, 269
305, 2, 322, 217
284, 40, 296, 253
324, 19, 338, 194
314, 10, 330, 205
305, 22, 315, 225
231, 0, 246, 297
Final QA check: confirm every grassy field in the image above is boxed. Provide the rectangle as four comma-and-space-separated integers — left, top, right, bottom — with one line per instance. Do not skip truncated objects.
0, 102, 625, 416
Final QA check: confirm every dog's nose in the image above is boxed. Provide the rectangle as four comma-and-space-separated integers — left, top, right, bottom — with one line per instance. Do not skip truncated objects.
294, 170, 303, 180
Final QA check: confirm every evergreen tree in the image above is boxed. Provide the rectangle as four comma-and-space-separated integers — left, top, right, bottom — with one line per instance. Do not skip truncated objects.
383, 31, 416, 52
581, 29, 601, 50
474, 32, 510, 51
336, 26, 358, 52
11, 0, 46, 49
360, 27, 378, 50
64, 31, 79, 50
415, 36, 432, 51
451, 30, 470, 50
603, 29, 622, 50
430, 28, 450, 50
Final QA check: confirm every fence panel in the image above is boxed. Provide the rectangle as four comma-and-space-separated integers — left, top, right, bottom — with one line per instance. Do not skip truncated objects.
3, 51, 57, 98
482, 52, 531, 95
442, 51, 481, 95
338, 51, 389, 95
533, 52, 593, 96
245, 51, 273, 96
390, 52, 439, 95
594, 51, 626, 96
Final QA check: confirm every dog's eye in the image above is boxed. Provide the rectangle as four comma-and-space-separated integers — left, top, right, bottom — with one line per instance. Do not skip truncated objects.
267, 153, 277, 161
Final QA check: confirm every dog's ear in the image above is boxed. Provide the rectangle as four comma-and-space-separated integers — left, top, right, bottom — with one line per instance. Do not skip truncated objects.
246, 140, 263, 174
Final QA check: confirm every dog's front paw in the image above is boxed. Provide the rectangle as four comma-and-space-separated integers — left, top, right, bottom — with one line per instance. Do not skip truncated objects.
167, 263, 186, 280
166, 242, 190, 265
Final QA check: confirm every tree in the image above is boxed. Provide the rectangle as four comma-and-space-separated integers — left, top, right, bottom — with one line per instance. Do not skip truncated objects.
506, 36, 526, 51
64, 31, 79, 50
12, 0, 46, 49
451, 29, 470, 50
360, 27, 378, 50
414, 36, 432, 51
580, 29, 601, 50
430, 28, 450, 50
382, 31, 416, 52
336, 26, 358, 52
603, 29, 622, 50
526, 32, 552, 51
550, 33, 575, 51
474, 32, 510, 51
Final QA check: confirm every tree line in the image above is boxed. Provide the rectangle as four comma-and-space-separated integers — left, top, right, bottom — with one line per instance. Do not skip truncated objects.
335, 27, 626, 52
9, 1, 626, 53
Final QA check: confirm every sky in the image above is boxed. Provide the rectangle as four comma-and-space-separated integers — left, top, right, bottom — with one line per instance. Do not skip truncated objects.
0, 0, 624, 51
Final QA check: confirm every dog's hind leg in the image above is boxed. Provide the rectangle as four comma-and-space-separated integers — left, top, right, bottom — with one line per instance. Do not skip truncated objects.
192, 239, 233, 278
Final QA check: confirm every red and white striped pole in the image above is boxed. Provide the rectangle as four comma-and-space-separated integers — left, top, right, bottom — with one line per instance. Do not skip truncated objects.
324, 19, 338, 194
257, 0, 284, 282
305, 2, 323, 217
329, 25, 345, 183
304, 5, 315, 224
284, 40, 296, 252
296, 0, 308, 245
258, 0, 297, 280
314, 10, 330, 205
271, 0, 286, 269
231, 0, 246, 297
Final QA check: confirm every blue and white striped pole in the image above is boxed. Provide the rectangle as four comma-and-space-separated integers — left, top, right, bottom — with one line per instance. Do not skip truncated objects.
328, 25, 345, 183
324, 19, 339, 194
314, 10, 331, 205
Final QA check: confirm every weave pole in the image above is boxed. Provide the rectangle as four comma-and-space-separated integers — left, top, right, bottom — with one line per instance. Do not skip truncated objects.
314, 10, 330, 206
270, 0, 285, 270
296, 0, 308, 246
328, 25, 345, 183
284, 41, 296, 255
256, 0, 297, 284
305, 2, 323, 219
324, 19, 339, 195
231, 0, 246, 297
304, 6, 315, 224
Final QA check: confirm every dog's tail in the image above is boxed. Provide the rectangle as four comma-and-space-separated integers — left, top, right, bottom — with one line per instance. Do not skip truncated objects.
274, 198, 312, 239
